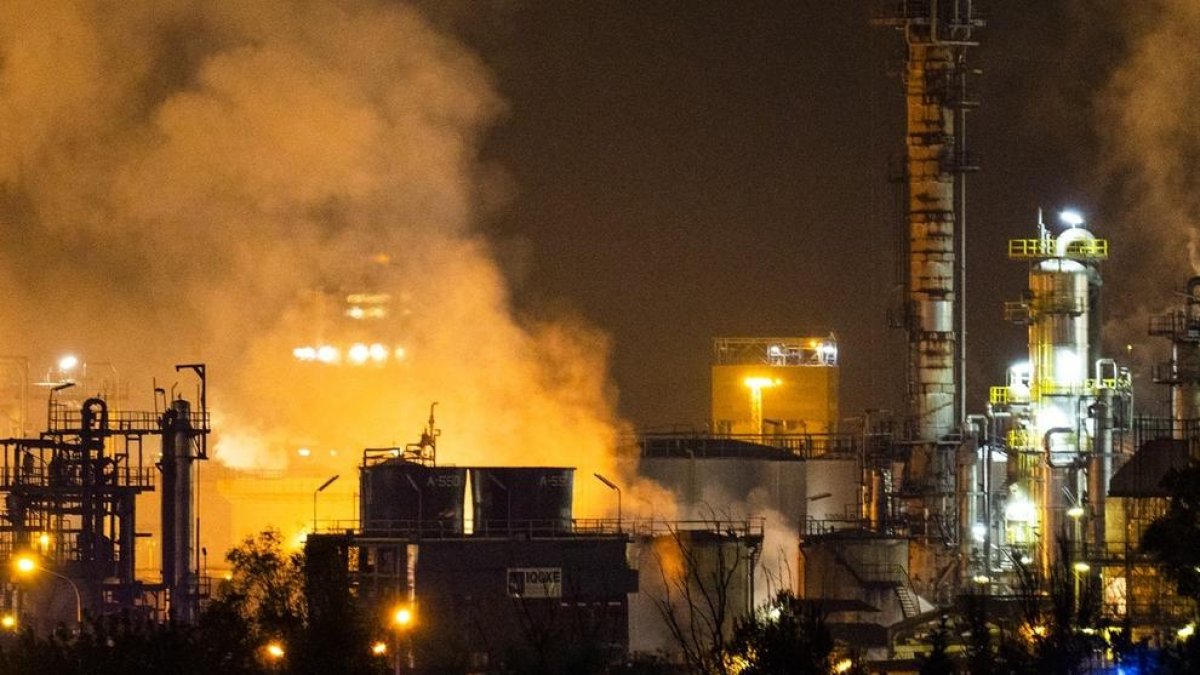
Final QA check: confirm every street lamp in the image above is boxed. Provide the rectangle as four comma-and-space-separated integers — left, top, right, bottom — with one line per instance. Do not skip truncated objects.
403, 474, 422, 535
1067, 504, 1085, 559
12, 553, 82, 627
1073, 561, 1091, 614
392, 604, 415, 675
744, 377, 779, 443
594, 473, 622, 533
263, 640, 285, 669
313, 474, 340, 530
47, 381, 75, 430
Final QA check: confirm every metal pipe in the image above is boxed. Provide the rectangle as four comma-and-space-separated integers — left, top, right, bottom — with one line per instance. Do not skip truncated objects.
967, 414, 991, 577
1089, 386, 1113, 554
314, 474, 340, 531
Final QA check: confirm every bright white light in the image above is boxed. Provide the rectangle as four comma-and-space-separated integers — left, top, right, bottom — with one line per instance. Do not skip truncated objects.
1067, 505, 1085, 519
1037, 407, 1073, 436
1179, 623, 1195, 639
293, 347, 317, 361
58, 355, 79, 372
1008, 361, 1031, 388
972, 575, 990, 584
297, 447, 311, 458
348, 343, 370, 364
1059, 209, 1085, 227
1073, 561, 1090, 573
768, 345, 782, 357
972, 523, 987, 542
1005, 495, 1036, 523
1055, 349, 1083, 383
346, 306, 366, 320
316, 346, 339, 364
368, 343, 388, 363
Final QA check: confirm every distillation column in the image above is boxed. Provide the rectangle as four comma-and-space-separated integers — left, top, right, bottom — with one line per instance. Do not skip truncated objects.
878, 0, 982, 602
1003, 218, 1109, 577
161, 399, 198, 623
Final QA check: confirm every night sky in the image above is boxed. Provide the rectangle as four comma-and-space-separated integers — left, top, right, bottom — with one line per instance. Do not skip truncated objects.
442, 2, 1136, 430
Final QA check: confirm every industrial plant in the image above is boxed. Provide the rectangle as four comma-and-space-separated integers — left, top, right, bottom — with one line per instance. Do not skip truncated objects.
0, 1, 1197, 673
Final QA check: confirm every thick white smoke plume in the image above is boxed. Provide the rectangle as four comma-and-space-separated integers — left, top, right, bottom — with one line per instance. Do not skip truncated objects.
0, 1, 657, 542
1097, 0, 1200, 359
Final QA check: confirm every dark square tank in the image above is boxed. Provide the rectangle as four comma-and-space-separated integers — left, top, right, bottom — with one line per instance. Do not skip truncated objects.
360, 460, 466, 535
470, 467, 574, 535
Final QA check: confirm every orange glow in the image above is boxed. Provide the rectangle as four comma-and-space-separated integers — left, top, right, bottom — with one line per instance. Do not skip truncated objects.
0, 0, 674, 564
743, 376, 778, 390
13, 555, 36, 575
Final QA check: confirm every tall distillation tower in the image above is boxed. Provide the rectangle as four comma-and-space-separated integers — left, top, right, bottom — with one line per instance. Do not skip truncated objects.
879, 1, 982, 591
987, 213, 1128, 581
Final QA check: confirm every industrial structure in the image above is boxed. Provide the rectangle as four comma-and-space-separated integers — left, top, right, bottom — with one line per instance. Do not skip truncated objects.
0, 364, 210, 628
0, 3, 1197, 670
302, 413, 774, 670
305, 419, 630, 671
711, 336, 839, 439
873, 0, 982, 598
637, 1, 1197, 661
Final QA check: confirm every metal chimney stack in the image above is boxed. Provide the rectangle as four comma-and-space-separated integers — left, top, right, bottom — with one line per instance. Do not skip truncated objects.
880, 0, 980, 489
161, 398, 198, 623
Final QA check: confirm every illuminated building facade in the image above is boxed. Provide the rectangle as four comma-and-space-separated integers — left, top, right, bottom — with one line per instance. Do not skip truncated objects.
711, 336, 839, 438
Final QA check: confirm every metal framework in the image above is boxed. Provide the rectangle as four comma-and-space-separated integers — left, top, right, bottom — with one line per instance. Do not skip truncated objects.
0, 366, 210, 623
712, 337, 838, 367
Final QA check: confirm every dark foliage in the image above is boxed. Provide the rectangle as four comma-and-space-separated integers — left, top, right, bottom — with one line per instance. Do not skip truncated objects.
0, 529, 386, 675
916, 614, 958, 675
1141, 462, 1200, 603
725, 590, 836, 675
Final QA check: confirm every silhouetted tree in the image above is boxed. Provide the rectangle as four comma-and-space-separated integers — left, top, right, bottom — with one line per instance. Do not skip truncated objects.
960, 593, 999, 675
1141, 461, 1200, 606
916, 614, 957, 675
0, 611, 262, 675
982, 540, 1104, 675
649, 524, 757, 675
725, 590, 834, 675
215, 528, 307, 643
1158, 631, 1200, 674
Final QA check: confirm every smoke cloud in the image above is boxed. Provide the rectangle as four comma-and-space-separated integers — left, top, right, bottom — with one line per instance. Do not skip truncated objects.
0, 1, 656, 548
1096, 0, 1200, 361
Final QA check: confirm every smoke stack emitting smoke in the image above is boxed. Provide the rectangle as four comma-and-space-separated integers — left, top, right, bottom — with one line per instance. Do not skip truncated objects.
0, 2, 664, 529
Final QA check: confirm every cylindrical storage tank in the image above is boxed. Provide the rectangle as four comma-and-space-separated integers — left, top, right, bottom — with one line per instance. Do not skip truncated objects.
470, 467, 574, 535
360, 461, 466, 535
